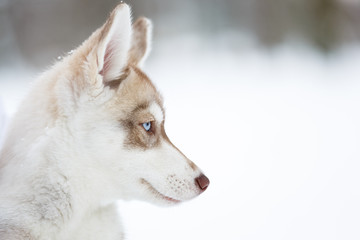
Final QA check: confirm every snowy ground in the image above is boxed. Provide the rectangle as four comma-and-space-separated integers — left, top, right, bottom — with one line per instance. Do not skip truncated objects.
1, 38, 360, 239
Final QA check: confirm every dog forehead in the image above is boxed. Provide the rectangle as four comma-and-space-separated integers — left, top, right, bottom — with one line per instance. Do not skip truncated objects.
119, 66, 161, 100
109, 66, 164, 120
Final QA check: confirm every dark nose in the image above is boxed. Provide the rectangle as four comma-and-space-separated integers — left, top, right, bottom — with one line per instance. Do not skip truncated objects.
195, 174, 210, 191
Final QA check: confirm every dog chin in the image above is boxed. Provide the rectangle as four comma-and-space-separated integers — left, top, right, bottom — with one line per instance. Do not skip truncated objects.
140, 178, 182, 206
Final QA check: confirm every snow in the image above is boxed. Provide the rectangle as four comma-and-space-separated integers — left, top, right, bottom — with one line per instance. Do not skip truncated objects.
1, 39, 360, 239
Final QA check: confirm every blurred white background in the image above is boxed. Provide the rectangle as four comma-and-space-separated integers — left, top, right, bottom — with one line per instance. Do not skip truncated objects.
1, 0, 360, 239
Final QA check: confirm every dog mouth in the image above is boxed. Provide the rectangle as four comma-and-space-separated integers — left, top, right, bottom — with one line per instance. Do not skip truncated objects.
140, 178, 181, 204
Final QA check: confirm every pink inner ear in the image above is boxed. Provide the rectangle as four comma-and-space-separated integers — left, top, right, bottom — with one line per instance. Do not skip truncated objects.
100, 39, 116, 77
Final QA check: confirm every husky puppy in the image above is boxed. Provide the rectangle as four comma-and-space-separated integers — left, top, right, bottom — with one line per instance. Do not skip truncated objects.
0, 3, 209, 239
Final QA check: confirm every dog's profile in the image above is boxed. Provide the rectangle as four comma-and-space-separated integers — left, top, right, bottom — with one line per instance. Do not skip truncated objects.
0, 3, 209, 239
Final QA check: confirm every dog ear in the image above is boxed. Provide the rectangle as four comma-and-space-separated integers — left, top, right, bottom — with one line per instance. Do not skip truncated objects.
128, 17, 152, 66
96, 3, 132, 82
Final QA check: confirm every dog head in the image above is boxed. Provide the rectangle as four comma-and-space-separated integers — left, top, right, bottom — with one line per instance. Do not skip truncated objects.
57, 3, 209, 206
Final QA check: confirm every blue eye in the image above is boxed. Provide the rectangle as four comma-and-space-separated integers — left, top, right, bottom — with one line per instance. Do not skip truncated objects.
142, 122, 151, 131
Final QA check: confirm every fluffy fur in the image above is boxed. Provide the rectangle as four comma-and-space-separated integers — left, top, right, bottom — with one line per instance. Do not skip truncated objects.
0, 3, 209, 239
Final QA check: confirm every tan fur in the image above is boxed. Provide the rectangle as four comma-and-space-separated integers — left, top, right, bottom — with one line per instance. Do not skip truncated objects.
129, 18, 152, 66
111, 66, 164, 150
109, 65, 199, 169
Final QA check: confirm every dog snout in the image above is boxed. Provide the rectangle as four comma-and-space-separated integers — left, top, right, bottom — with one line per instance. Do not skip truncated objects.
195, 174, 210, 191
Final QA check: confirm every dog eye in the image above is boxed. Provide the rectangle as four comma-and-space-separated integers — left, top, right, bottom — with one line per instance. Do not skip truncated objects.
142, 122, 152, 132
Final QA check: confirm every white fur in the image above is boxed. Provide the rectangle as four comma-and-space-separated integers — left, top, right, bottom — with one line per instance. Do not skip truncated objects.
149, 102, 164, 123
0, 3, 208, 240
98, 4, 132, 82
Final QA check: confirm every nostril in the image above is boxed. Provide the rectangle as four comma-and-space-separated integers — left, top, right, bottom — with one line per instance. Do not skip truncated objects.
195, 174, 210, 191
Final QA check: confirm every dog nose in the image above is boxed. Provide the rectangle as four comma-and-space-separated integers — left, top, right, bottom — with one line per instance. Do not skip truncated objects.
195, 174, 210, 191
